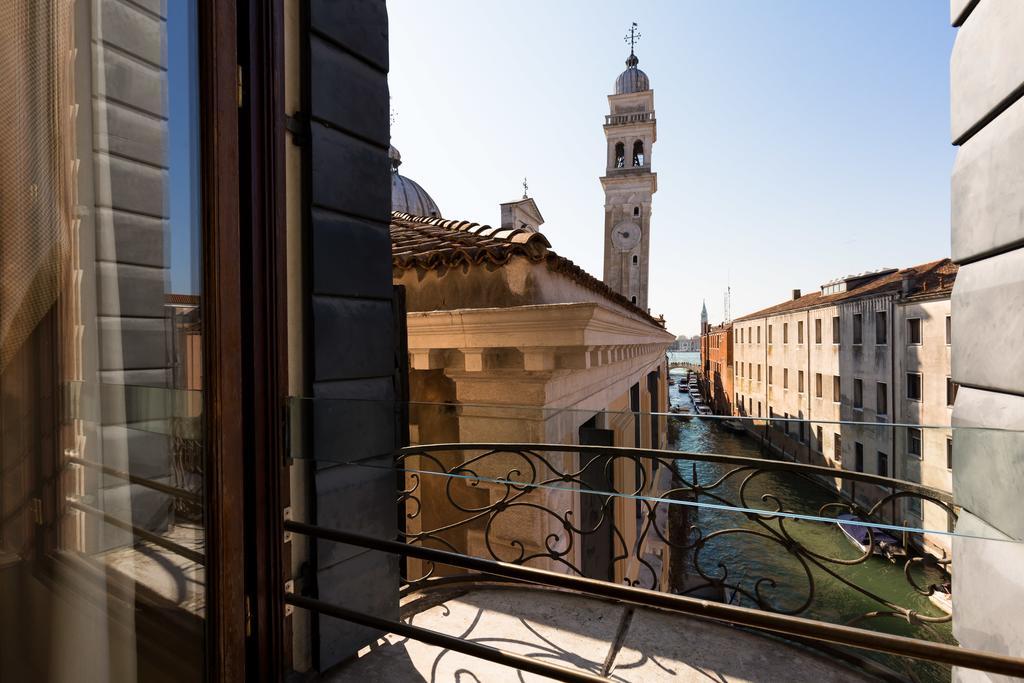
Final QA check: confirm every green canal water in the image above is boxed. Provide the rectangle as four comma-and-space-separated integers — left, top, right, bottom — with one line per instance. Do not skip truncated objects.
667, 375, 954, 682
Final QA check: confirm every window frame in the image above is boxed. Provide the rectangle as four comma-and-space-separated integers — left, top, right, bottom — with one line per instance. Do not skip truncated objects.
907, 372, 923, 401
907, 317, 923, 345
875, 310, 887, 345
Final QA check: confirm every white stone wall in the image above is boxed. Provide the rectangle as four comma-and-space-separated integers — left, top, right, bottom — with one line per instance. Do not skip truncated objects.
949, 1, 1024, 678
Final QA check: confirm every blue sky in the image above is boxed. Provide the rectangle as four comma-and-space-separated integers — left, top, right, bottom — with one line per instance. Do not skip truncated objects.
389, 1, 956, 337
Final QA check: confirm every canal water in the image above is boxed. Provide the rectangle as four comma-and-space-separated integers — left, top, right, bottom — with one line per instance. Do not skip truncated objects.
666, 370, 953, 682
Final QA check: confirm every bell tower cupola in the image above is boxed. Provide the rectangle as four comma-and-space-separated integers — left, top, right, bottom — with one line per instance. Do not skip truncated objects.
601, 22, 657, 310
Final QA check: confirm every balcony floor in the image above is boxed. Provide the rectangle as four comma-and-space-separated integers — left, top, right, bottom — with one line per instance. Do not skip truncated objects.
324, 582, 877, 682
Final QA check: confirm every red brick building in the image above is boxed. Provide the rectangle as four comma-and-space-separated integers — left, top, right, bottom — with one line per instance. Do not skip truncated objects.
700, 322, 734, 415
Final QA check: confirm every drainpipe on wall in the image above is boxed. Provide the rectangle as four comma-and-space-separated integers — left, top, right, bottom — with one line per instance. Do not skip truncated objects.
807, 308, 812, 463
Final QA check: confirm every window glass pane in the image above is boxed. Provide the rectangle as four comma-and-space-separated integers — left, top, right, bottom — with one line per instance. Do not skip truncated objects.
0, 1, 205, 679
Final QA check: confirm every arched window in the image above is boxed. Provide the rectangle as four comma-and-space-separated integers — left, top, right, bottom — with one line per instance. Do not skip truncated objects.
631, 296, 637, 304
633, 206, 640, 217
632, 255, 638, 264
632, 140, 644, 167
614, 142, 625, 168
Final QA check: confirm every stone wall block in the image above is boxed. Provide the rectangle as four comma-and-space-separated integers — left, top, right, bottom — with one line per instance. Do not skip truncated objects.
316, 550, 398, 671
951, 510, 1024, 682
97, 317, 168, 370
310, 123, 389, 221
94, 101, 168, 168
94, 154, 169, 218
96, 0, 167, 67
313, 457, 396, 569
95, 208, 167, 267
94, 45, 167, 118
952, 94, 1024, 262
310, 36, 389, 145
96, 262, 168, 318
951, 387, 1024, 540
312, 209, 392, 299
950, 249, 1024, 394
950, 0, 1024, 142
310, 0, 388, 72
312, 296, 394, 381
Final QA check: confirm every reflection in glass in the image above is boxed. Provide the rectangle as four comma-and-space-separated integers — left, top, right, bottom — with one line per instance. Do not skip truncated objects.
0, 1, 204, 680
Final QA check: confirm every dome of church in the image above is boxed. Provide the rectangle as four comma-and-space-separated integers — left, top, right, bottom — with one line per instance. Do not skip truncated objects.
389, 144, 441, 218
614, 53, 649, 94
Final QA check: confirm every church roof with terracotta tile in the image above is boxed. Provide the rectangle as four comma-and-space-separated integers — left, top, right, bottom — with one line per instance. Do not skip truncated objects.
390, 211, 664, 326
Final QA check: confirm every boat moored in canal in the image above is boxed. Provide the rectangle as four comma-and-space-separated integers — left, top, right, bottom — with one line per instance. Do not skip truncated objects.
720, 418, 746, 433
835, 513, 907, 562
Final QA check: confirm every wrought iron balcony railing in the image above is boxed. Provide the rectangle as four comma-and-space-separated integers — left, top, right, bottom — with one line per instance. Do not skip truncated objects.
393, 442, 956, 634
278, 409, 1024, 682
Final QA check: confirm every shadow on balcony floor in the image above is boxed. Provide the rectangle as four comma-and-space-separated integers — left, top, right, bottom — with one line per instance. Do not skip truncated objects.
322, 582, 878, 682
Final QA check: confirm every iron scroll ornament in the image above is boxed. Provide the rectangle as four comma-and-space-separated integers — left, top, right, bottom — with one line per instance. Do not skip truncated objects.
394, 442, 956, 635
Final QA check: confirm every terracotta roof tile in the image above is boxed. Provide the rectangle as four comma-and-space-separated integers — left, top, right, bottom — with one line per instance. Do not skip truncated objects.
733, 258, 958, 322
390, 211, 663, 326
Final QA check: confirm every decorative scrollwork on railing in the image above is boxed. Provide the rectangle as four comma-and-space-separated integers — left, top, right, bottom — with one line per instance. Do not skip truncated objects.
395, 442, 956, 636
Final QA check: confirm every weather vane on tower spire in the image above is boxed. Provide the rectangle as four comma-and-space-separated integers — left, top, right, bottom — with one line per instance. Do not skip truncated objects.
624, 22, 641, 56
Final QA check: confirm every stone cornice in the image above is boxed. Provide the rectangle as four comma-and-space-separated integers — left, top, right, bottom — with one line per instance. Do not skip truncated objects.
407, 303, 673, 373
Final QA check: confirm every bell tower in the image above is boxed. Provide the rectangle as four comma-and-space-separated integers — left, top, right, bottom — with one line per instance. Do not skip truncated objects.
601, 23, 657, 310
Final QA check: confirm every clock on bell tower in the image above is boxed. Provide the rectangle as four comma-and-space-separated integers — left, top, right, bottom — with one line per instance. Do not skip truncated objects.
601, 23, 657, 310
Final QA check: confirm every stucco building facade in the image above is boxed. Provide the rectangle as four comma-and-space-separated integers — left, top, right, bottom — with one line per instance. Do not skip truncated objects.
700, 322, 734, 416
730, 260, 957, 557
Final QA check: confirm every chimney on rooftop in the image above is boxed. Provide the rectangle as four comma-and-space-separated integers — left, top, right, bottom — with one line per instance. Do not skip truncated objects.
901, 271, 916, 297
792, 289, 801, 300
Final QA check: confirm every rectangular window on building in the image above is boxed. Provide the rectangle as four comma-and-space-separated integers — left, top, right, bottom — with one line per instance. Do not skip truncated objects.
749, 397, 753, 415
875, 311, 887, 345
877, 382, 888, 416
946, 437, 953, 470
757, 364, 761, 381
757, 401, 762, 417
815, 318, 822, 344
945, 315, 951, 345
816, 425, 823, 452
832, 315, 841, 344
784, 368, 789, 389
768, 324, 773, 344
855, 443, 864, 472
748, 362, 752, 378
908, 427, 922, 458
907, 372, 922, 400
798, 320, 804, 344
799, 417, 806, 443
768, 366, 773, 384
853, 378, 863, 409
878, 451, 889, 477
833, 375, 841, 402
908, 318, 922, 345
783, 322, 789, 344
784, 413, 790, 435
815, 373, 823, 398
834, 433, 842, 461
853, 313, 863, 345
741, 328, 745, 343
798, 370, 805, 393
947, 377, 958, 406
739, 363, 743, 378
757, 326, 761, 343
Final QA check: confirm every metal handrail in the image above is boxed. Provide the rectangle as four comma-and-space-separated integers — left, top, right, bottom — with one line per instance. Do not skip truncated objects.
68, 499, 205, 566
66, 455, 203, 505
285, 521, 1024, 679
